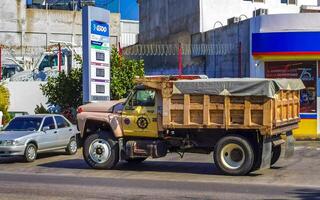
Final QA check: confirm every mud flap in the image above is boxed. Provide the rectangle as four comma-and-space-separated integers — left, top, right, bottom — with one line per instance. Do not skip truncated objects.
259, 137, 272, 170
284, 132, 295, 159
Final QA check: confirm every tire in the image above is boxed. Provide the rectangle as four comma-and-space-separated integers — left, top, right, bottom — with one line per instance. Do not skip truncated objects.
214, 135, 255, 176
83, 131, 119, 169
66, 137, 78, 155
24, 143, 37, 162
271, 145, 281, 166
125, 157, 147, 164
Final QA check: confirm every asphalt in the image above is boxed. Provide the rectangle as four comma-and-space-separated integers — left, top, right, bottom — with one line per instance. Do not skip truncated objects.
0, 172, 319, 200
0, 141, 319, 199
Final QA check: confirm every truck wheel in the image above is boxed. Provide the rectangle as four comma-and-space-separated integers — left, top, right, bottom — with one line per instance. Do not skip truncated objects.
271, 145, 281, 166
214, 135, 254, 176
125, 157, 147, 164
83, 131, 119, 169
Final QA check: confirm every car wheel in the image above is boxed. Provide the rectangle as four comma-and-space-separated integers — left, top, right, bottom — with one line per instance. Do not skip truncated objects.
125, 157, 147, 164
66, 138, 78, 155
271, 145, 281, 166
24, 143, 37, 162
214, 135, 254, 176
83, 131, 119, 169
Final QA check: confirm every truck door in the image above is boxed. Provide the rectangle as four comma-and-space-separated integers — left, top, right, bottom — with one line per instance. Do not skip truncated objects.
122, 89, 158, 138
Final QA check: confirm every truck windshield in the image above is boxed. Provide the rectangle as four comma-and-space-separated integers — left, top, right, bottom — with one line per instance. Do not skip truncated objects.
4, 117, 43, 131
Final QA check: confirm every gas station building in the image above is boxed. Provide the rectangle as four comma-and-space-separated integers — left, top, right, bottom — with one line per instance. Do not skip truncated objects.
249, 13, 320, 139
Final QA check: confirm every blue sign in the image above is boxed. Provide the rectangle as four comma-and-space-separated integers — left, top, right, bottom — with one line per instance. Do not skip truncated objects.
91, 20, 109, 37
83, 7, 111, 103
252, 32, 320, 54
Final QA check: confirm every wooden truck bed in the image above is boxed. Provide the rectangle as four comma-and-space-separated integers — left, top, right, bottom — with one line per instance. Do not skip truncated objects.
136, 77, 304, 136
162, 91, 300, 135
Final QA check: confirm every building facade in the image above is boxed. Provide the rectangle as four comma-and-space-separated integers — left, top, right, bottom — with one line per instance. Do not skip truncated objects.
250, 14, 320, 139
138, 0, 320, 76
0, 0, 126, 67
137, 0, 320, 139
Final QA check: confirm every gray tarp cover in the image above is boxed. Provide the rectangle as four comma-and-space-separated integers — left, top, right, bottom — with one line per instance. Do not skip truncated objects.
173, 78, 305, 98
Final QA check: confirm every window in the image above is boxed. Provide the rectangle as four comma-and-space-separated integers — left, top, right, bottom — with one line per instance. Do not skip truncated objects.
265, 61, 317, 113
131, 90, 156, 107
54, 116, 70, 128
281, 0, 296, 4
4, 117, 42, 131
96, 85, 105, 94
26, 0, 95, 10
289, 0, 296, 4
42, 117, 55, 130
39, 55, 65, 71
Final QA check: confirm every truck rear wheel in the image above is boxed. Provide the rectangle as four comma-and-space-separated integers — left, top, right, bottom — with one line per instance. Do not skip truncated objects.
214, 135, 254, 176
83, 131, 119, 169
271, 145, 281, 166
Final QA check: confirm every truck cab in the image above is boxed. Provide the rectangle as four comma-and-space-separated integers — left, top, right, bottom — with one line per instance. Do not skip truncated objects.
121, 86, 159, 138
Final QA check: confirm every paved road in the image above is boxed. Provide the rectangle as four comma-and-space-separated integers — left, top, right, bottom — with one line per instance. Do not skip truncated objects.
0, 172, 319, 200
0, 141, 319, 199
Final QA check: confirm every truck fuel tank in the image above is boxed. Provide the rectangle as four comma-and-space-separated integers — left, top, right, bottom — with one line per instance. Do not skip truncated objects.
125, 140, 167, 159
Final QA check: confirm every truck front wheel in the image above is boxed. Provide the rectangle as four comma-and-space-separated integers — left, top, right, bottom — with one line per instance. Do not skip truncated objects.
214, 135, 254, 176
83, 131, 119, 169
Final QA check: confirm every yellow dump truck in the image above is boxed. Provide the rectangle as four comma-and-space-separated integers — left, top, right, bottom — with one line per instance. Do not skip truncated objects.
77, 76, 304, 175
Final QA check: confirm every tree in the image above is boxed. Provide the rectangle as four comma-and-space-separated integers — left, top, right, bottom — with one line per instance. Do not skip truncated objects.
0, 84, 11, 125
34, 103, 49, 114
40, 68, 83, 123
110, 48, 144, 100
40, 47, 144, 121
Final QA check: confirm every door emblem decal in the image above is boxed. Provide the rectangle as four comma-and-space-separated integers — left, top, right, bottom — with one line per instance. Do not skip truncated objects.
137, 117, 148, 129
124, 118, 131, 125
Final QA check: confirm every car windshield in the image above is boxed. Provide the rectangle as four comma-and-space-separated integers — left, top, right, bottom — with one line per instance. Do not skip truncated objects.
4, 117, 43, 131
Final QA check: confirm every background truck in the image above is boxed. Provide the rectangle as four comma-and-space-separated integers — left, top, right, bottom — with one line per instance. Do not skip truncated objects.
77, 76, 304, 175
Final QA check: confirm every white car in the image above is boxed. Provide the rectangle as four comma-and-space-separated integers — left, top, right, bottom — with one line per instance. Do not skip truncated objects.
0, 114, 79, 162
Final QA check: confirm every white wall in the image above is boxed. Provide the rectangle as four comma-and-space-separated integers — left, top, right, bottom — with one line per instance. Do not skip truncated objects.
201, 0, 319, 32
120, 20, 139, 47
7, 82, 48, 114
0, 0, 121, 65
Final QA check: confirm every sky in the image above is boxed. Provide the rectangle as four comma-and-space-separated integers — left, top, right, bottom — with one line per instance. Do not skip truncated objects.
95, 0, 139, 20
26, 0, 139, 21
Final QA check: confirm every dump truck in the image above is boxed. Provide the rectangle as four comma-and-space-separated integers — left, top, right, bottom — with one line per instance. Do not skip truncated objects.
77, 76, 304, 175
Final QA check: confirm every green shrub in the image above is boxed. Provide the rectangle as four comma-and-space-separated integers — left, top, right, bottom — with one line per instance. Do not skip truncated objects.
110, 48, 144, 100
0, 84, 11, 125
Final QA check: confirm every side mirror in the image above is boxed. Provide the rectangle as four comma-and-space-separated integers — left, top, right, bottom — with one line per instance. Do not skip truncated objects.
42, 126, 50, 132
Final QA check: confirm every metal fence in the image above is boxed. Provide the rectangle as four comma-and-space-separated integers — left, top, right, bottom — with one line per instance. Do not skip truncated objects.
122, 43, 238, 57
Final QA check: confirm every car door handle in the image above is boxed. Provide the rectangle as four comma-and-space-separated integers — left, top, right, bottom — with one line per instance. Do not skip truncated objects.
69, 129, 72, 131
54, 131, 58, 134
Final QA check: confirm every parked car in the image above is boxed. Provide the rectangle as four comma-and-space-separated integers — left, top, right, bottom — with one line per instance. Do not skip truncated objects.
0, 114, 78, 162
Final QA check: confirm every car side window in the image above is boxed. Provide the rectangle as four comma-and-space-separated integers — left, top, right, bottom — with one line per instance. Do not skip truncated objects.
54, 116, 70, 129
131, 90, 156, 107
42, 117, 55, 130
